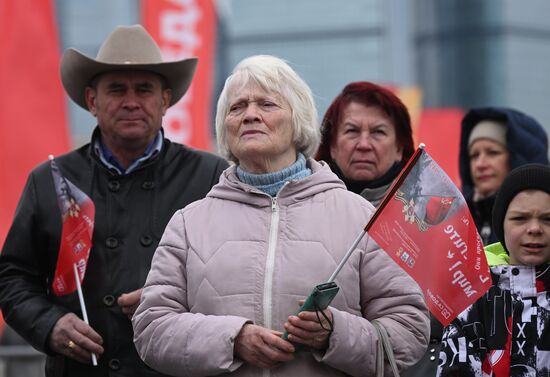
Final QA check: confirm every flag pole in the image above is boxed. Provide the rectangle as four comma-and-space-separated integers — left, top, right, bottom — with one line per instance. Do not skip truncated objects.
73, 264, 98, 366
327, 229, 367, 283
326, 143, 426, 283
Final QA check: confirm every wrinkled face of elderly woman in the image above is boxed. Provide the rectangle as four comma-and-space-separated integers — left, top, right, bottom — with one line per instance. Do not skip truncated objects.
225, 81, 296, 173
330, 102, 403, 181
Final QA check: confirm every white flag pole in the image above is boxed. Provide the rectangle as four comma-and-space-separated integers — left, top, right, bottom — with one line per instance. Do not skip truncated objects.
327, 230, 367, 283
73, 263, 98, 366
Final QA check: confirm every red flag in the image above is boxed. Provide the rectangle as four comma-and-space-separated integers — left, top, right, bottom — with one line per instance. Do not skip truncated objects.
0, 0, 70, 246
366, 147, 492, 326
142, 0, 216, 150
50, 158, 95, 296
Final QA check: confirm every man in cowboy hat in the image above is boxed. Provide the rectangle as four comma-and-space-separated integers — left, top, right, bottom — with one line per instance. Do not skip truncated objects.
0, 24, 228, 377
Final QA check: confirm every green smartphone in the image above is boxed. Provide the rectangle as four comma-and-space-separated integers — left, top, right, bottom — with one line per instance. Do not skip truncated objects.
281, 281, 339, 351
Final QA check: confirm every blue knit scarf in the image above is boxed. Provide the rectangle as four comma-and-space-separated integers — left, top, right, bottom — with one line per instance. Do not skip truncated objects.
237, 154, 311, 196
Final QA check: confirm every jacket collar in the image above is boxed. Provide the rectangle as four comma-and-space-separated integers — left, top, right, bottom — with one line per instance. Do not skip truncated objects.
208, 159, 346, 207
485, 242, 509, 265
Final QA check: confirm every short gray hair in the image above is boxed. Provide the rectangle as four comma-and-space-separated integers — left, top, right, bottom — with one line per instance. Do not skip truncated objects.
215, 55, 320, 162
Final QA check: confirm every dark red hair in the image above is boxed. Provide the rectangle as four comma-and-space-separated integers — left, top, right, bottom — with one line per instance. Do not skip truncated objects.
315, 81, 414, 164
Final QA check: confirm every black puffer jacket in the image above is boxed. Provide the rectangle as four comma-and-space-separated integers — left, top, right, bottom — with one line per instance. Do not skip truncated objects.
459, 107, 549, 245
0, 128, 228, 377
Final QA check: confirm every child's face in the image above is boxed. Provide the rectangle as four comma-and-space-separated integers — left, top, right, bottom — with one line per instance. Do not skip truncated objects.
505, 190, 550, 266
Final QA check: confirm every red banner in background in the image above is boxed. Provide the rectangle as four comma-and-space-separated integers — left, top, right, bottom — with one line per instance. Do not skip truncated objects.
388, 85, 463, 187
0, 0, 70, 334
142, 0, 216, 151
0, 0, 70, 247
367, 148, 491, 326
418, 108, 463, 187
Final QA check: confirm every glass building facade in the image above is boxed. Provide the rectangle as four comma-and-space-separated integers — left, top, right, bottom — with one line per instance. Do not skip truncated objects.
55, 0, 550, 151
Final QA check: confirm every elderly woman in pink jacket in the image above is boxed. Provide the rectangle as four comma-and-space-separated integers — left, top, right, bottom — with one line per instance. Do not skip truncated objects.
132, 55, 429, 377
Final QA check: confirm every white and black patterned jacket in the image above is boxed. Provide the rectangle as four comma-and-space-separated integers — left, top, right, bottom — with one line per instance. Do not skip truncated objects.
438, 244, 550, 377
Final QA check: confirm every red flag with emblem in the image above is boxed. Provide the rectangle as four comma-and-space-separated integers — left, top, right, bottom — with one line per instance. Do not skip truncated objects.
366, 147, 492, 326
50, 158, 95, 296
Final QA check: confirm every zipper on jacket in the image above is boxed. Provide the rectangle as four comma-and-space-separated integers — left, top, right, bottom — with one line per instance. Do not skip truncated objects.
262, 195, 280, 377
263, 196, 279, 333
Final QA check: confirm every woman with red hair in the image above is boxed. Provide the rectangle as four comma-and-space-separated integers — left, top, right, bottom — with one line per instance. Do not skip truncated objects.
316, 81, 414, 207
317, 82, 437, 377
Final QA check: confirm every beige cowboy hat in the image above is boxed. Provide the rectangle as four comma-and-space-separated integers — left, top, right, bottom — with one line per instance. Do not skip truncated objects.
60, 24, 198, 110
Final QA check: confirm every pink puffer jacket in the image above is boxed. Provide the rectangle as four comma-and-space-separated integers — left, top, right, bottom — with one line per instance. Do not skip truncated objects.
133, 159, 429, 377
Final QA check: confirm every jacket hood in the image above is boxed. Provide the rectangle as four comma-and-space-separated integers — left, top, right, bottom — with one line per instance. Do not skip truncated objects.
459, 107, 549, 201
208, 159, 346, 206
